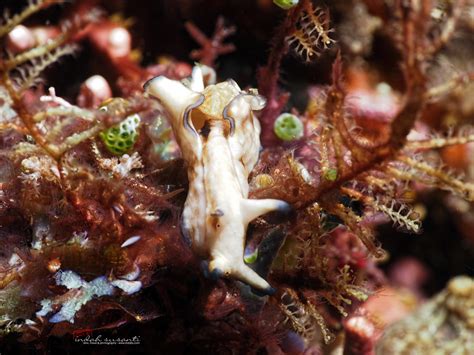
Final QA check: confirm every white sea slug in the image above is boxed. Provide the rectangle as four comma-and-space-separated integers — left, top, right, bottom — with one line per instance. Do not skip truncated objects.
144, 67, 289, 294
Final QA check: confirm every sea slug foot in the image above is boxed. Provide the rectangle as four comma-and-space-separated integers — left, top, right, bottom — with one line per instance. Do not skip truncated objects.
208, 267, 224, 281
277, 201, 292, 214
208, 256, 273, 291
203, 260, 225, 281
180, 223, 192, 247
251, 285, 277, 297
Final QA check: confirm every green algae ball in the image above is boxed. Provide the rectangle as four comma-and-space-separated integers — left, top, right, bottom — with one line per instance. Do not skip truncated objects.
273, 0, 299, 10
274, 113, 304, 141
324, 168, 338, 182
244, 248, 259, 264
100, 114, 141, 155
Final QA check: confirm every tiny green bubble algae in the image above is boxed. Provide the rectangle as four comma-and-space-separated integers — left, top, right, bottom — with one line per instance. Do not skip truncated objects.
274, 113, 304, 141
100, 113, 141, 155
273, 0, 299, 10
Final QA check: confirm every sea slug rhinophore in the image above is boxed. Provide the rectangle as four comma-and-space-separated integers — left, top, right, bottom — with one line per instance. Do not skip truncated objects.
144, 67, 289, 294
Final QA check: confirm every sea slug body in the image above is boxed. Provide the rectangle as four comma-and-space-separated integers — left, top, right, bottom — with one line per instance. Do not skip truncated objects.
145, 67, 289, 293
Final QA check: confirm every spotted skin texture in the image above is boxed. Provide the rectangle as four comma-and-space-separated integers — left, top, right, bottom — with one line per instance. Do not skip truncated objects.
145, 67, 289, 292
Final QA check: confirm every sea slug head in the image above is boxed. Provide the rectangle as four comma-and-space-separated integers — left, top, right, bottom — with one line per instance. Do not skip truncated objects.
223, 89, 266, 136
144, 75, 203, 126
144, 66, 266, 138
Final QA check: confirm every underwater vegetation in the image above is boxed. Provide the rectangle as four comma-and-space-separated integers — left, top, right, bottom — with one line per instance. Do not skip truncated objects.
0, 0, 473, 353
